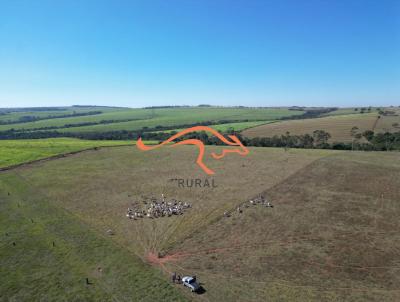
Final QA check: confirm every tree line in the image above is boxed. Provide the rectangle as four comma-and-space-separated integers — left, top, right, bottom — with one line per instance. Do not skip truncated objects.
1, 127, 399, 151
164, 129, 400, 151
243, 131, 400, 151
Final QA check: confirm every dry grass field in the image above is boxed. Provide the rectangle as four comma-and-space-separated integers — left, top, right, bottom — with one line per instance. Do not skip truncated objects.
11, 146, 329, 255
242, 112, 400, 142
166, 152, 400, 301
374, 114, 400, 133
1, 145, 399, 301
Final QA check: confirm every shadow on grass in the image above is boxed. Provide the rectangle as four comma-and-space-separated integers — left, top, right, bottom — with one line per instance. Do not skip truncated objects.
196, 285, 206, 295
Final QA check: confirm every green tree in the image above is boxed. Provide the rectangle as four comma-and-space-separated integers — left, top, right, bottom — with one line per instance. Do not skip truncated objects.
362, 130, 374, 142
313, 130, 331, 148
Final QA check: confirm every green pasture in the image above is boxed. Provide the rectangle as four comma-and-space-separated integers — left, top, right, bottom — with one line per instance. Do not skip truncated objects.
0, 138, 137, 168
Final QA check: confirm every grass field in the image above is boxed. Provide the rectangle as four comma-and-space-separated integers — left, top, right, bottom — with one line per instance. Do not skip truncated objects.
0, 138, 138, 168
242, 112, 400, 142
1, 145, 399, 301
0, 107, 303, 133
0, 173, 186, 302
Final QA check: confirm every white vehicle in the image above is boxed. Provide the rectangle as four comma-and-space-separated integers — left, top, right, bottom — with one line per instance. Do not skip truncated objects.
181, 276, 200, 292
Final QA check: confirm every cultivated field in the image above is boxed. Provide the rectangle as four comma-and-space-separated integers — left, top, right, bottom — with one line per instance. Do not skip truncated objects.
153, 121, 273, 134
0, 106, 123, 124
375, 114, 400, 132
243, 112, 400, 142
0, 107, 303, 133
1, 145, 399, 301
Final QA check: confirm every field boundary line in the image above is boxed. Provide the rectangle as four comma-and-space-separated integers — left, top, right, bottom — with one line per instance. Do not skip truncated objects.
371, 115, 381, 131
162, 152, 336, 255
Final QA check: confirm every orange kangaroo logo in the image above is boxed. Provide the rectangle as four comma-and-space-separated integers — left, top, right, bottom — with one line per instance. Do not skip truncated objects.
136, 126, 249, 175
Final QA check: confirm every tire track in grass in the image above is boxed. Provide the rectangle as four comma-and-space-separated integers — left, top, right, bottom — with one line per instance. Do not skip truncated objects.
107, 152, 156, 255
166, 261, 400, 294
157, 237, 400, 270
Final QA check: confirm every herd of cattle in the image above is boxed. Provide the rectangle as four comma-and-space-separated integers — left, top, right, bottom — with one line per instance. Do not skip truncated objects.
248, 194, 273, 207
126, 194, 191, 220
224, 194, 273, 217
126, 193, 273, 220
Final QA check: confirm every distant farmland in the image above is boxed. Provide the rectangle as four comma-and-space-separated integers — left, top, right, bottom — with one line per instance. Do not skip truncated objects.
2, 106, 398, 145
242, 112, 400, 142
153, 120, 273, 134
0, 106, 304, 133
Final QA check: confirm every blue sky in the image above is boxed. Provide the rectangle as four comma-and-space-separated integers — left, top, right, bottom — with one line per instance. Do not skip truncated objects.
0, 0, 399, 108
